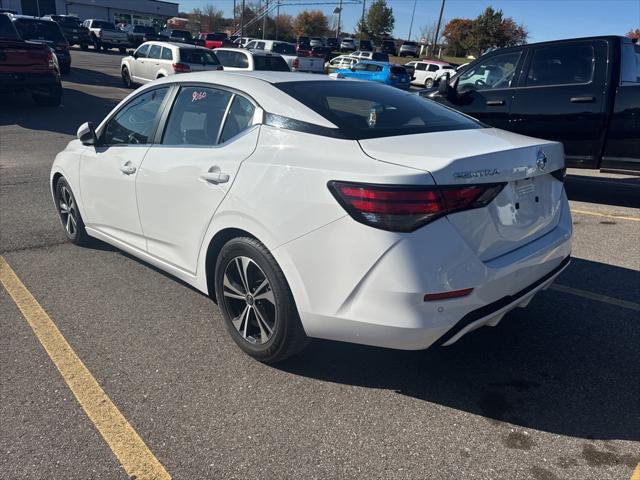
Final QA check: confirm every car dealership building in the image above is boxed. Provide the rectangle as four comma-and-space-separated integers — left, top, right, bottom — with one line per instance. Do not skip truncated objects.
0, 0, 179, 29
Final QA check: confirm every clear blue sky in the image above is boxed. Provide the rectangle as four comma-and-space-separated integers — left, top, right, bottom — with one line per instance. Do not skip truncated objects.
179, 0, 639, 42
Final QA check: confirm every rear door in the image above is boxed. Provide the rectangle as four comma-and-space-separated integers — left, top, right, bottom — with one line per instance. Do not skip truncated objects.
446, 48, 525, 129
509, 40, 609, 168
136, 85, 259, 272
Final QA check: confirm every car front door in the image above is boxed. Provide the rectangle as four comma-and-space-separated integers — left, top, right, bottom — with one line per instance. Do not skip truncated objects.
79, 86, 171, 250
130, 43, 150, 82
145, 44, 162, 80
438, 49, 524, 129
136, 85, 259, 273
509, 40, 609, 168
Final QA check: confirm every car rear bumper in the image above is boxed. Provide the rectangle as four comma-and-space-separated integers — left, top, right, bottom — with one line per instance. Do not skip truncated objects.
0, 72, 60, 94
279, 190, 572, 350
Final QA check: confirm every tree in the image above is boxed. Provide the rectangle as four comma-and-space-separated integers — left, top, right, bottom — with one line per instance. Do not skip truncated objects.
274, 14, 295, 41
357, 0, 394, 44
627, 28, 640, 39
420, 20, 446, 47
294, 10, 329, 37
442, 18, 474, 57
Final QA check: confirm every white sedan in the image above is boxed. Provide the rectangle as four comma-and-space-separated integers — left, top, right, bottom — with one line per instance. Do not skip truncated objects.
50, 72, 572, 362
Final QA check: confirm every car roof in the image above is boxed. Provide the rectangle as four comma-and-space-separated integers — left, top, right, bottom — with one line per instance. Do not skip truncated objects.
359, 60, 388, 66
142, 41, 203, 49
215, 47, 283, 57
132, 71, 341, 128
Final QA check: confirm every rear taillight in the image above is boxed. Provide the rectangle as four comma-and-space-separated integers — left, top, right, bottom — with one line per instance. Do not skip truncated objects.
328, 181, 505, 232
172, 62, 191, 73
292, 58, 299, 70
47, 50, 56, 71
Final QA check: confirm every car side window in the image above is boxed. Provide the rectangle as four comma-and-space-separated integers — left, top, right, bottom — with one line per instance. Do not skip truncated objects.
161, 47, 173, 60
148, 45, 161, 59
428, 64, 439, 72
102, 87, 169, 146
353, 63, 368, 71
219, 95, 256, 143
246, 41, 256, 49
135, 44, 150, 58
162, 86, 233, 146
457, 50, 522, 92
255, 41, 265, 50
525, 43, 595, 86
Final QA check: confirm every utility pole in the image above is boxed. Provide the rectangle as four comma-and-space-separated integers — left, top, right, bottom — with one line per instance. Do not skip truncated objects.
336, 0, 342, 39
275, 1, 280, 40
263, 0, 268, 39
233, 0, 236, 33
240, 0, 245, 40
359, 0, 366, 43
407, 0, 416, 40
432, 0, 446, 57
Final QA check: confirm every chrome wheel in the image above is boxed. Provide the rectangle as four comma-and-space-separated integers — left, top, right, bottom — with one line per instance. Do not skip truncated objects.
222, 256, 276, 345
58, 185, 77, 237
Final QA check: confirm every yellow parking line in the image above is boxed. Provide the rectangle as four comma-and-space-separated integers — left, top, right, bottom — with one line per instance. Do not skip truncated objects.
571, 208, 640, 222
0, 256, 171, 480
631, 463, 640, 480
550, 284, 640, 312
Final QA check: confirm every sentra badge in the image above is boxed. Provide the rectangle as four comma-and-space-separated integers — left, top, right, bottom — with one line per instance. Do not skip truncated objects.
453, 168, 500, 179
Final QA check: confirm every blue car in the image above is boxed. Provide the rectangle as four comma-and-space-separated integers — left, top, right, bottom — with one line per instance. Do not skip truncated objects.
335, 60, 411, 89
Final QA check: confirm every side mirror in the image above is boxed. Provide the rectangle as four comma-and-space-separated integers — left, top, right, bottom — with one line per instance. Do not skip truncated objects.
128, 50, 136, 57
77, 121, 97, 146
438, 73, 451, 95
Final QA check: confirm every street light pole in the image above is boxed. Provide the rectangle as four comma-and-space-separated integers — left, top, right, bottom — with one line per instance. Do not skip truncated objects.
432, 0, 446, 56
407, 0, 416, 41
336, 0, 342, 39
359, 0, 366, 43
275, 1, 280, 40
240, 0, 245, 40
263, 0, 268, 40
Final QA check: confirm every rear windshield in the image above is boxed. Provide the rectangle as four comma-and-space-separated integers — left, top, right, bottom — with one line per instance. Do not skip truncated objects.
275, 81, 482, 140
206, 33, 226, 40
51, 16, 79, 27
403, 41, 417, 46
254, 55, 290, 71
14, 19, 65, 42
0, 14, 19, 39
172, 30, 192, 39
372, 52, 389, 62
272, 43, 296, 55
390, 66, 408, 75
92, 21, 116, 30
179, 48, 219, 64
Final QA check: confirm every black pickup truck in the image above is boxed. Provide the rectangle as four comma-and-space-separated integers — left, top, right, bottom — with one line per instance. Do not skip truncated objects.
428, 36, 640, 173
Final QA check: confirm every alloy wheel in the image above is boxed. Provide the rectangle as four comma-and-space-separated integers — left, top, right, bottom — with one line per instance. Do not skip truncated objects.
222, 256, 276, 345
58, 185, 77, 237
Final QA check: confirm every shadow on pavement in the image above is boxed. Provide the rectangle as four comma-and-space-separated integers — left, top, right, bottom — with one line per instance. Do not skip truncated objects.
63, 67, 125, 89
0, 87, 120, 136
565, 174, 640, 208
277, 257, 640, 442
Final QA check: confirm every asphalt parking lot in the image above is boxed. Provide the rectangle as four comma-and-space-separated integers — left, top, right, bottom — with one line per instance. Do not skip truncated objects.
1, 49, 639, 480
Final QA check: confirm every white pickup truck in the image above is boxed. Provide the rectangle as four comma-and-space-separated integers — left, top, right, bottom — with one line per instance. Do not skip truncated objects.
245, 39, 324, 73
82, 19, 130, 52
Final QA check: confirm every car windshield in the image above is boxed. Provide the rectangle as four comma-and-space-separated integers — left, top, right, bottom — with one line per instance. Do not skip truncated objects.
52, 16, 79, 27
254, 55, 290, 71
14, 19, 65, 42
275, 80, 483, 140
93, 21, 116, 30
0, 14, 19, 39
272, 43, 296, 55
179, 48, 219, 65
135, 26, 155, 34
206, 33, 226, 40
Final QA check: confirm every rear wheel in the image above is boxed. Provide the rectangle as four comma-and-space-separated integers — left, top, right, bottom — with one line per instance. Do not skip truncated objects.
425, 78, 434, 88
33, 88, 62, 107
55, 177, 90, 246
60, 63, 71, 75
80, 43, 89, 51
214, 237, 309, 363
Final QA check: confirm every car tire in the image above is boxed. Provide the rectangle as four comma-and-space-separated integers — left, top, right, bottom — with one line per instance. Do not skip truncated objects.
92, 38, 101, 50
214, 237, 309, 363
60, 64, 71, 75
80, 43, 89, 51
101, 44, 109, 52
425, 78, 434, 88
33, 89, 62, 107
121, 66, 134, 88
54, 177, 91, 246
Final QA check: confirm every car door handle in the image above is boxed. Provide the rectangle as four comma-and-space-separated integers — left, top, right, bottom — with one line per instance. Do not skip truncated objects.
486, 100, 505, 106
570, 96, 595, 103
120, 163, 136, 175
201, 166, 230, 184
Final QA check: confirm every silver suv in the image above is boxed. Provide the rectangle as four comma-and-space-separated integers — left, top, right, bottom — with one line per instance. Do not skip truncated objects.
399, 41, 419, 58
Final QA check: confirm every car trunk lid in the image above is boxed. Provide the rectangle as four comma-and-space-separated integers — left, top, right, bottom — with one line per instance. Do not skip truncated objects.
358, 128, 566, 261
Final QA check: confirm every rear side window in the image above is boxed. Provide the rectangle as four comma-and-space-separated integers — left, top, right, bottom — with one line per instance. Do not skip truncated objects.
13, 19, 65, 42
215, 50, 249, 68
0, 14, 19, 39
162, 86, 232, 145
179, 48, 219, 65
148, 45, 161, 59
161, 47, 173, 60
621, 43, 640, 84
275, 81, 482, 140
272, 43, 296, 55
253, 55, 290, 71
102, 87, 169, 145
219, 96, 256, 143
428, 64, 439, 72
526, 44, 595, 86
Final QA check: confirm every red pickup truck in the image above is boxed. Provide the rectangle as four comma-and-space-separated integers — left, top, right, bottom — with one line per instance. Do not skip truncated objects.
196, 32, 232, 49
0, 13, 62, 106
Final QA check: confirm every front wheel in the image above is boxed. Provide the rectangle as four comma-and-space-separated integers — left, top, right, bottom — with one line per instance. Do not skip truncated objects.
55, 177, 90, 245
121, 66, 133, 88
214, 237, 309, 363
